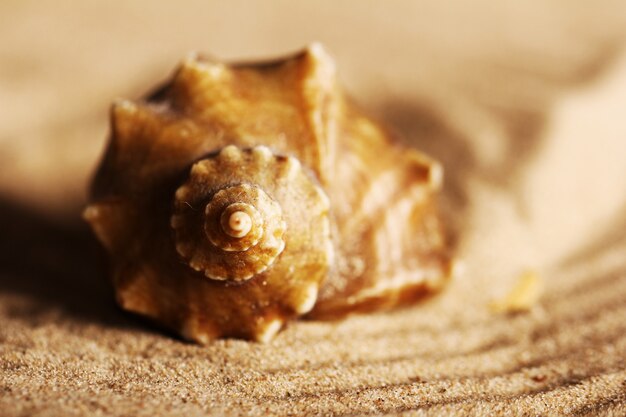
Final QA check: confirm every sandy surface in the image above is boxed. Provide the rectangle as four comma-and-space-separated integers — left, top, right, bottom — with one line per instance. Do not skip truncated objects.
1, 1, 626, 416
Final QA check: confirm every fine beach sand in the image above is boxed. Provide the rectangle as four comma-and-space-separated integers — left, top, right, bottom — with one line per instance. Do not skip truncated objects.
1, 1, 626, 416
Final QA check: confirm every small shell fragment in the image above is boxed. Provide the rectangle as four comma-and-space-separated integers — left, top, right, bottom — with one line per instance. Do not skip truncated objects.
489, 270, 543, 313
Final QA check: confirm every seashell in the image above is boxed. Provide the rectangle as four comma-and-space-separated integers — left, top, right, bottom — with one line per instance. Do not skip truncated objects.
84, 43, 453, 343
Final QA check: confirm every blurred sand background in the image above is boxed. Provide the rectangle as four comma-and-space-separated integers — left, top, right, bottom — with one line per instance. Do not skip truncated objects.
1, 1, 626, 416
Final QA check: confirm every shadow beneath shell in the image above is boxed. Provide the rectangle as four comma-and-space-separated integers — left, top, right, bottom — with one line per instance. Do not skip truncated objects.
375, 99, 547, 231
0, 196, 139, 330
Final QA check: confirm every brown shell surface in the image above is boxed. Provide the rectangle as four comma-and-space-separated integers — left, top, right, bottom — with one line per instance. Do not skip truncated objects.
84, 44, 453, 342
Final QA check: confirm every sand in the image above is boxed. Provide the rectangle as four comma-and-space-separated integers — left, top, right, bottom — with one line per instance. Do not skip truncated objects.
1, 1, 625, 416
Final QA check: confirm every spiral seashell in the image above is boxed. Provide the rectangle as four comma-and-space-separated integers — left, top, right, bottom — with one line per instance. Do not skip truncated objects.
83, 43, 453, 343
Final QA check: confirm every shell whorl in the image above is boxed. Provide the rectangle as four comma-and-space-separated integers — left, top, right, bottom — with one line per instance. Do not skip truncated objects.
171, 145, 328, 282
